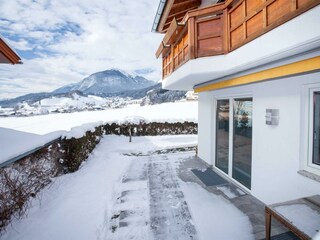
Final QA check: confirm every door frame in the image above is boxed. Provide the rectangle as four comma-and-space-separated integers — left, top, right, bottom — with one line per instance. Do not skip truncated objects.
213, 93, 253, 191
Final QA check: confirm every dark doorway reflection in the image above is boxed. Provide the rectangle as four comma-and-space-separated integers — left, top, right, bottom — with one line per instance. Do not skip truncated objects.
215, 99, 230, 174
232, 98, 252, 189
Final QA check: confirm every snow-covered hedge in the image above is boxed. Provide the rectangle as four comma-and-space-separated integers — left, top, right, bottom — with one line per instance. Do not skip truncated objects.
0, 142, 63, 232
60, 121, 197, 172
0, 120, 197, 233
104, 121, 197, 136
60, 126, 104, 172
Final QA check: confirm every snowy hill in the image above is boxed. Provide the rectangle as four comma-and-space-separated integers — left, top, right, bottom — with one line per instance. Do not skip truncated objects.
54, 69, 155, 95
1, 92, 129, 116
40, 92, 107, 109
0, 69, 192, 116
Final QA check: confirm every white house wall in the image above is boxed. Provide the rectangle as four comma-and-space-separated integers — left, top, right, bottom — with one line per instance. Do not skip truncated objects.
198, 92, 214, 165
198, 71, 320, 204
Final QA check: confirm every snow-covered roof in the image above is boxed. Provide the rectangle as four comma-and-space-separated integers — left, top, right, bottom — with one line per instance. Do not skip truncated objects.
0, 34, 22, 64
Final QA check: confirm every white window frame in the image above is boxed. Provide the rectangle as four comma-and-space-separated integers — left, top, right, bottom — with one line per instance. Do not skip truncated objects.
302, 84, 320, 175
213, 92, 253, 191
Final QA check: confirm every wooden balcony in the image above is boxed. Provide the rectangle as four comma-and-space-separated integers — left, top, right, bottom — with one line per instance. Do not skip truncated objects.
156, 0, 320, 79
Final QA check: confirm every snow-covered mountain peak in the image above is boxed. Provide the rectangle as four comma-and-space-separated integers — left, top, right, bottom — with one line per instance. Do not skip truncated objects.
53, 69, 155, 95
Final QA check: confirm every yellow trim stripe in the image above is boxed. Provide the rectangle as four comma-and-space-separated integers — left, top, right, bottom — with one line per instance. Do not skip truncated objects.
195, 56, 320, 93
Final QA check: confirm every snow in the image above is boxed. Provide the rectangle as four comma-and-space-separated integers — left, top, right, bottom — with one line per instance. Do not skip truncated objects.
182, 183, 254, 240
0, 135, 253, 240
274, 204, 320, 238
0, 102, 197, 164
0, 101, 197, 135
40, 93, 107, 108
0, 136, 133, 240
62, 121, 103, 139
0, 127, 64, 165
216, 186, 238, 199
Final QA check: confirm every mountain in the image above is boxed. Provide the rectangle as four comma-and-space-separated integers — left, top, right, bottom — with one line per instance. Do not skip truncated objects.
0, 69, 190, 115
140, 84, 187, 106
54, 69, 155, 95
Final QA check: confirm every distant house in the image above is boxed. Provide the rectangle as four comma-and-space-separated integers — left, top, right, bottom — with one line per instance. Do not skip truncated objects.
0, 35, 21, 64
153, 0, 320, 204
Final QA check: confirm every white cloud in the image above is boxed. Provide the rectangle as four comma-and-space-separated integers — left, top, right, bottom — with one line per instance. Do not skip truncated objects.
0, 0, 163, 99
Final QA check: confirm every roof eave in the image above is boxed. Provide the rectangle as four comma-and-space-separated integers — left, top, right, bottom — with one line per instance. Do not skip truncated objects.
152, 0, 167, 33
0, 35, 22, 64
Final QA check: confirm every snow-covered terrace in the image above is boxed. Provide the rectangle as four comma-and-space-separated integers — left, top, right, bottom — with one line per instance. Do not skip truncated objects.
2, 134, 319, 239
0, 135, 267, 239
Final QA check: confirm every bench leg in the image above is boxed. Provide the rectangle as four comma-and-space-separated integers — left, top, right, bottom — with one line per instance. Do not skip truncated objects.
265, 211, 271, 240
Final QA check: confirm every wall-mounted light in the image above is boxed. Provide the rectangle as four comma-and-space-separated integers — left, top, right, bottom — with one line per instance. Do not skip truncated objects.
266, 109, 279, 125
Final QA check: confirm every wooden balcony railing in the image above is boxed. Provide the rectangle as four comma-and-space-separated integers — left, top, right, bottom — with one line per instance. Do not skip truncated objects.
156, 0, 320, 79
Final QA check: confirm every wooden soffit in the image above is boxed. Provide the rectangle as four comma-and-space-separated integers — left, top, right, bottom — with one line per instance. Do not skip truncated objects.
0, 37, 21, 64
157, 0, 201, 33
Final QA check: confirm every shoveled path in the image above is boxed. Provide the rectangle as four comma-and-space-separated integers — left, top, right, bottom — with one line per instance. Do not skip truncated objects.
106, 152, 198, 240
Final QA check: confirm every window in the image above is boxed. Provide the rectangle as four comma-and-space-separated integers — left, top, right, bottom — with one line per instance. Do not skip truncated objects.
312, 92, 320, 166
302, 85, 320, 177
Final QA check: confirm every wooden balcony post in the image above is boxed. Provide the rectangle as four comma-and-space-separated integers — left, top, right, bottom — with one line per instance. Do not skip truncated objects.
223, 8, 229, 54
291, 0, 298, 11
262, 0, 267, 28
188, 16, 196, 59
162, 55, 165, 79
171, 44, 175, 73
243, 0, 247, 41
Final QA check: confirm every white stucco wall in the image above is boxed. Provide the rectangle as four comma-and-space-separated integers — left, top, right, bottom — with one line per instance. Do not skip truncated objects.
198, 71, 320, 204
198, 92, 214, 165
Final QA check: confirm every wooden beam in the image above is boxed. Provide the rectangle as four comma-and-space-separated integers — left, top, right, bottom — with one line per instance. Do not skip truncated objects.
159, 0, 201, 33
171, 0, 201, 11
156, 41, 171, 58
188, 16, 195, 59
158, 0, 175, 33
163, 18, 186, 45
163, 16, 185, 30
163, 18, 179, 44
167, 6, 198, 19
223, 8, 229, 54
183, 2, 225, 23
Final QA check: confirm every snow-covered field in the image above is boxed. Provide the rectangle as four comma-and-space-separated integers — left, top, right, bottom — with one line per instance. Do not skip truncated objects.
0, 135, 254, 240
0, 102, 197, 164
0, 102, 197, 135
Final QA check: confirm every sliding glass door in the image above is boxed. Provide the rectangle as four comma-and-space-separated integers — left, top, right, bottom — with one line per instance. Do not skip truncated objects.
215, 100, 230, 174
215, 97, 253, 189
232, 98, 252, 189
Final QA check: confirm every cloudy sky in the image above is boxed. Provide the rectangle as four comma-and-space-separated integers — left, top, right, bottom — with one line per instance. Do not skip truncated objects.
0, 0, 163, 99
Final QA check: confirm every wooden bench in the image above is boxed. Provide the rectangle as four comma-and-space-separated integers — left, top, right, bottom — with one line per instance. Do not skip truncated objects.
265, 195, 320, 240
